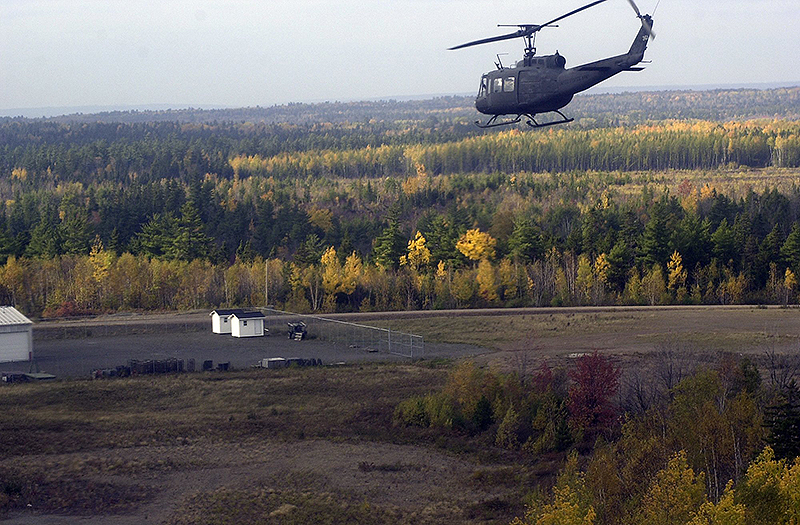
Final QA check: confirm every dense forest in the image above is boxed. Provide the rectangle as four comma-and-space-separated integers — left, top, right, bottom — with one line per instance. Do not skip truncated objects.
0, 88, 800, 316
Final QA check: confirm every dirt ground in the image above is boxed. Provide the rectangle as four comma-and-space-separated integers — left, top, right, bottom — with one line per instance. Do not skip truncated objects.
1, 438, 506, 525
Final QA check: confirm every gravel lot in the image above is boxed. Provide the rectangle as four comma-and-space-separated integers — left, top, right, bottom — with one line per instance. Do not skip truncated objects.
1, 314, 483, 378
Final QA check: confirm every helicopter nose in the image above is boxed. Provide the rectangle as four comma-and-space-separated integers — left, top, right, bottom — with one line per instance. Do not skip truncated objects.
475, 97, 489, 114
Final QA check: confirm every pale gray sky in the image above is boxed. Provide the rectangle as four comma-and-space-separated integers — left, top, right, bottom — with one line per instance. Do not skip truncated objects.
1, 0, 798, 111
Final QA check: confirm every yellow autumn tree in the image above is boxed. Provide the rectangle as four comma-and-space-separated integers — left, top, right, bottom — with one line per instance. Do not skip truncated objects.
88, 236, 115, 308
592, 253, 610, 303
399, 231, 431, 271
308, 208, 334, 233
476, 259, 498, 304
340, 251, 363, 296
623, 268, 643, 304
451, 268, 476, 307
686, 481, 745, 525
512, 453, 596, 525
320, 246, 341, 310
456, 228, 496, 262
576, 254, 594, 304
642, 264, 666, 306
442, 361, 500, 422
498, 258, 518, 301
700, 183, 716, 202
594, 253, 610, 287
785, 268, 797, 304
11, 167, 28, 181
635, 451, 706, 525
736, 447, 800, 524
434, 260, 450, 307
667, 250, 688, 302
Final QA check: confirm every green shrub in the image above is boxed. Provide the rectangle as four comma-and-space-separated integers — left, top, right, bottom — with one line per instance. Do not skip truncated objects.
394, 395, 429, 427
425, 391, 461, 429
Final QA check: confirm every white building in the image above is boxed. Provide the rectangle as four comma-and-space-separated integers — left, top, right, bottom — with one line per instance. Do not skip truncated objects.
0, 306, 33, 363
230, 311, 266, 338
209, 309, 245, 334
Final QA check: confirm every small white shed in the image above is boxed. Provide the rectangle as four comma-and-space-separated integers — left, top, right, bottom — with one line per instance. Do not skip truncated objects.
210, 309, 245, 334
230, 311, 266, 338
0, 306, 33, 363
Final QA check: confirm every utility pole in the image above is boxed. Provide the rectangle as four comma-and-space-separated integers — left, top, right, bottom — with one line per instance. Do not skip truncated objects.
265, 259, 269, 308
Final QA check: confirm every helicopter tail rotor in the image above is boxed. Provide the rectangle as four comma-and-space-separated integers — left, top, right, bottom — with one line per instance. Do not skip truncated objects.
626, 0, 655, 38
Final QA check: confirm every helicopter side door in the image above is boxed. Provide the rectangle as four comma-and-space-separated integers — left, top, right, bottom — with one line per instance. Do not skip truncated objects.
485, 73, 518, 114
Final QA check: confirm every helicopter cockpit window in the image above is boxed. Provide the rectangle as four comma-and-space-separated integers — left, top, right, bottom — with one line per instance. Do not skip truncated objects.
504, 77, 515, 92
493, 78, 503, 93
478, 77, 488, 97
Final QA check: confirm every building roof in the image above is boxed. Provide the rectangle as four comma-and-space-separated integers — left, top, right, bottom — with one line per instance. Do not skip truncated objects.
210, 309, 246, 317
230, 311, 266, 320
0, 306, 32, 326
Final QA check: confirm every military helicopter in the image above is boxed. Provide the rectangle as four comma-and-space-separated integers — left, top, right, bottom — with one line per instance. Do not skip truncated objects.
450, 0, 655, 128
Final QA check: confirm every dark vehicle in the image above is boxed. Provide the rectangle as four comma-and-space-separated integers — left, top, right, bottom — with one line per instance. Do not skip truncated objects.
287, 322, 308, 341
450, 0, 655, 128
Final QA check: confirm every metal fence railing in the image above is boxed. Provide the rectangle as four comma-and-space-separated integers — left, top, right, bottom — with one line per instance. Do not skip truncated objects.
263, 308, 424, 359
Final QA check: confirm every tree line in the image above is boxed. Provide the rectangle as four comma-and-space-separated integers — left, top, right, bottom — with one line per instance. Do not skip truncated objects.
2, 120, 800, 193
3, 87, 797, 126
4, 176, 800, 316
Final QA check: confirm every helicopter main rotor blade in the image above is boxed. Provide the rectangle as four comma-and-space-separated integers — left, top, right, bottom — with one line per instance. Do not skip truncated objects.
538, 0, 609, 28
449, 27, 537, 50
626, 0, 656, 38
449, 0, 609, 51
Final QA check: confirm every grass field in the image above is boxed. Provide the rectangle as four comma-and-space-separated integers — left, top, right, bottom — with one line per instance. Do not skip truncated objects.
0, 363, 546, 524
369, 305, 800, 357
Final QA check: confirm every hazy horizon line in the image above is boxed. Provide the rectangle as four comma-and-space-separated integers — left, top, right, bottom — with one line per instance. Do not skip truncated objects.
2, 81, 798, 120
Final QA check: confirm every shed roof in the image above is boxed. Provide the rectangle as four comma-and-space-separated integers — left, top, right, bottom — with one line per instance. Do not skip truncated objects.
0, 306, 32, 326
230, 311, 266, 320
210, 309, 246, 317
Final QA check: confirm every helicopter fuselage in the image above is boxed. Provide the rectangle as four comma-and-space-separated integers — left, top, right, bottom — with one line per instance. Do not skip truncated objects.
474, 17, 651, 119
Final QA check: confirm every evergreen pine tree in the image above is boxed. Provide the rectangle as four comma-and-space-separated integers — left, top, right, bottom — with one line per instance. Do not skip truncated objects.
373, 217, 406, 270
780, 223, 800, 273
640, 208, 670, 269
765, 381, 800, 461
508, 216, 544, 263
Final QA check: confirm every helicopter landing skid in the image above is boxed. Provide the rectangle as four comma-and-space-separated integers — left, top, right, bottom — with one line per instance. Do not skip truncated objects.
526, 110, 574, 128
474, 115, 522, 129
475, 111, 574, 129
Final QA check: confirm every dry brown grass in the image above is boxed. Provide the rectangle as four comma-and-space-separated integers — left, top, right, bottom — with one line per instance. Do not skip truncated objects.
0, 363, 532, 524
0, 365, 447, 459
374, 306, 800, 357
